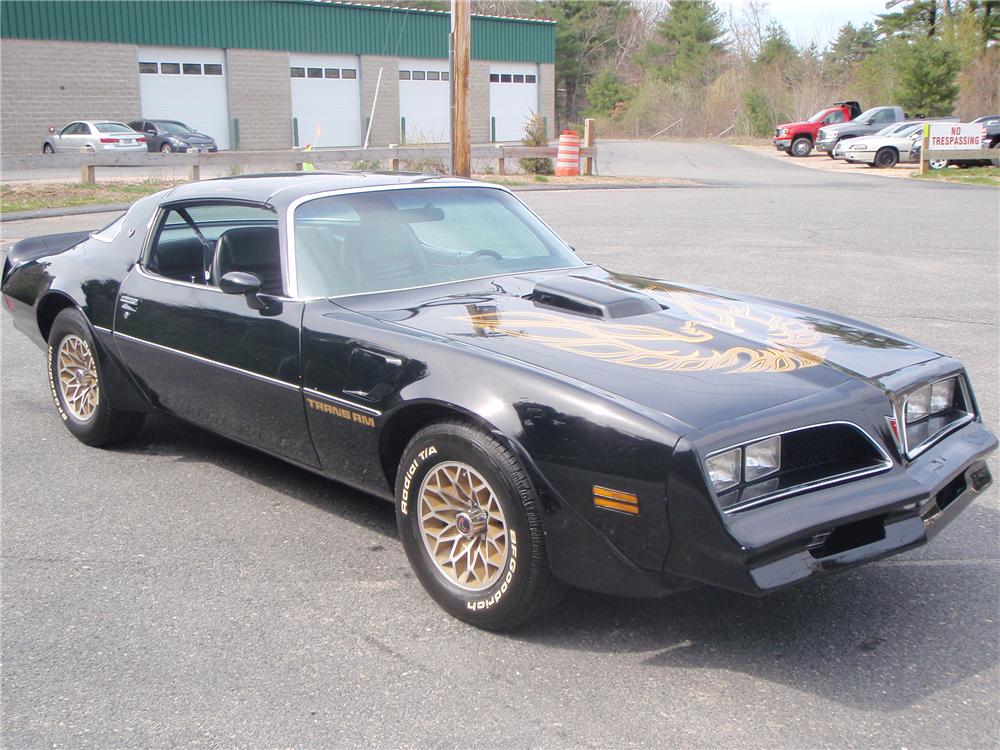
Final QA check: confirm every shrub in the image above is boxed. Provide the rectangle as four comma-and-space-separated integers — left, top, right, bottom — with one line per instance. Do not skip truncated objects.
518, 112, 554, 175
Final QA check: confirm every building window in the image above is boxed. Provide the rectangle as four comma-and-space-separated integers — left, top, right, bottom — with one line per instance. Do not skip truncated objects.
161, 63, 180, 74
427, 71, 440, 81
489, 73, 500, 82
307, 67, 322, 78
525, 74, 536, 83
412, 70, 426, 80
183, 63, 202, 75
342, 69, 357, 79
290, 67, 305, 78
513, 74, 524, 83
139, 61, 158, 74
500, 73, 512, 83
325, 68, 340, 78
441, 71, 450, 81
204, 64, 223, 75
399, 70, 411, 80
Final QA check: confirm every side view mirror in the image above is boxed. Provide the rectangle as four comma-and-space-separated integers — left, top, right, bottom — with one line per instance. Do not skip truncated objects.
146, 128, 156, 134
220, 271, 268, 311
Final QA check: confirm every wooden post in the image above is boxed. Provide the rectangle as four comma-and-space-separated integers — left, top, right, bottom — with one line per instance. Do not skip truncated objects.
583, 118, 595, 176
450, 0, 471, 177
920, 123, 930, 176
80, 164, 96, 184
496, 145, 505, 175
188, 163, 201, 181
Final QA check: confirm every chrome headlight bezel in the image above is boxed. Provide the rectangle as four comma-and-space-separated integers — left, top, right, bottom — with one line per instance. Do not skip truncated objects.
704, 422, 892, 514
897, 375, 975, 459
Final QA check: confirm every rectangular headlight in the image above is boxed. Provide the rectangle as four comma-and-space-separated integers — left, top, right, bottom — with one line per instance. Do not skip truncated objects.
707, 448, 741, 492
745, 436, 781, 481
930, 378, 955, 414
905, 384, 931, 422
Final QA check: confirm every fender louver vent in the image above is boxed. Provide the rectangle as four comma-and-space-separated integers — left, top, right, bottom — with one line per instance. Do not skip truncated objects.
529, 275, 662, 319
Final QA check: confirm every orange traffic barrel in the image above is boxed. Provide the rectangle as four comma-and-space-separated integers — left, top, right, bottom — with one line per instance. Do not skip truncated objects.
555, 129, 580, 176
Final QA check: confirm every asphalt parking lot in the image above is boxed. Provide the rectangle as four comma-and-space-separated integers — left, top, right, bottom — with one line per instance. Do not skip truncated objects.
2, 142, 998, 748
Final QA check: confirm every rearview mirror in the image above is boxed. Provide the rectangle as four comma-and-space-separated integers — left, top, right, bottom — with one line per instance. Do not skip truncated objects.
220, 271, 267, 310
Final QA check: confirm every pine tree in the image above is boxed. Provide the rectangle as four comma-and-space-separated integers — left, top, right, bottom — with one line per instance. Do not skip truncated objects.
641, 0, 727, 85
895, 36, 961, 115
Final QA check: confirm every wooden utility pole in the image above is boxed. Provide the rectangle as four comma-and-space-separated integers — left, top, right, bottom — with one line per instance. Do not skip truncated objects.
450, 0, 471, 177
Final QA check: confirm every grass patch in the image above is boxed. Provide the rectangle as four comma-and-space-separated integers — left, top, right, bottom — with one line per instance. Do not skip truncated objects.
913, 166, 999, 186
1, 179, 181, 213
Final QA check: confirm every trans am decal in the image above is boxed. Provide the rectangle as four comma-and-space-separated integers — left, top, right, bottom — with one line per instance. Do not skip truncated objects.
459, 292, 828, 374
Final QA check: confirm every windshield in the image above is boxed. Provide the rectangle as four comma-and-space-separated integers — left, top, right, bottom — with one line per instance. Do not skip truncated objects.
293, 187, 584, 298
155, 121, 195, 134
897, 124, 922, 137
807, 109, 829, 123
95, 122, 134, 133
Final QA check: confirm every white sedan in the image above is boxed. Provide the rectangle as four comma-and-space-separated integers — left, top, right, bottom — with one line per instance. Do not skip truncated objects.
841, 123, 927, 168
42, 121, 147, 154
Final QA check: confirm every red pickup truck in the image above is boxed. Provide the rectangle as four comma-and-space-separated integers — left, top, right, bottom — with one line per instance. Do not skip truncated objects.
774, 101, 862, 157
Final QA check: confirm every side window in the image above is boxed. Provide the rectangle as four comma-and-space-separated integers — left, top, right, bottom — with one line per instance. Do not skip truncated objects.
825, 111, 844, 124
60, 123, 79, 136
145, 204, 279, 289
873, 110, 893, 124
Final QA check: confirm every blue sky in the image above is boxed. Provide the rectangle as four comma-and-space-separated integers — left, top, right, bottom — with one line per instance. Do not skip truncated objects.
717, 0, 888, 49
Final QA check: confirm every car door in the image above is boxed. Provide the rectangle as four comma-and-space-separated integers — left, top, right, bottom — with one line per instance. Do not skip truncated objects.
54, 122, 84, 152
113, 201, 319, 467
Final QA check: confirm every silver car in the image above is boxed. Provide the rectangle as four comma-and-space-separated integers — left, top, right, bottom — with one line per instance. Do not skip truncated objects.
42, 121, 147, 154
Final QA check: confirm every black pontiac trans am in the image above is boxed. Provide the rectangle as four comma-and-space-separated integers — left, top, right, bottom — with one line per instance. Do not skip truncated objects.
2, 173, 995, 629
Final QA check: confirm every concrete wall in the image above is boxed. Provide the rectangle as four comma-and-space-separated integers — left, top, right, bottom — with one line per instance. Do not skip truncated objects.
361, 56, 400, 147
226, 49, 292, 150
0, 39, 141, 155
538, 63, 556, 140
0, 39, 557, 153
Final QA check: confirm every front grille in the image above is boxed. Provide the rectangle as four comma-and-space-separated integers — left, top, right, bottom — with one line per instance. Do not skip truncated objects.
719, 422, 891, 513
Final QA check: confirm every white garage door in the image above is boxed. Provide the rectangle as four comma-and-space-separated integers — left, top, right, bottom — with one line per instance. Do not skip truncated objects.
290, 54, 362, 148
489, 63, 539, 142
398, 58, 450, 144
138, 46, 230, 150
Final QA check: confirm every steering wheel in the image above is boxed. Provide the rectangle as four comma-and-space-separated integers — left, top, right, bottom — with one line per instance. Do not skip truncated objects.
461, 249, 503, 262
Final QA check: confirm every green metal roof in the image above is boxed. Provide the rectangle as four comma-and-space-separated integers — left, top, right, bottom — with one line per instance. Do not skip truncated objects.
0, 0, 555, 63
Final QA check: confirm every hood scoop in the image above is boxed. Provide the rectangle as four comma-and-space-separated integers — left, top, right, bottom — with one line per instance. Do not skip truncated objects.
528, 275, 663, 319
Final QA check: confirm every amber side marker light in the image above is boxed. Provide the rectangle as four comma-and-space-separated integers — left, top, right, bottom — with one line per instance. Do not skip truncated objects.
593, 486, 640, 515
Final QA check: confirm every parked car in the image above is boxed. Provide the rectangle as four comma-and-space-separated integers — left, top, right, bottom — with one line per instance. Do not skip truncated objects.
773, 101, 861, 157
908, 115, 999, 169
816, 106, 908, 157
841, 122, 927, 168
128, 119, 219, 153
42, 121, 146, 154
2, 174, 995, 629
830, 121, 924, 160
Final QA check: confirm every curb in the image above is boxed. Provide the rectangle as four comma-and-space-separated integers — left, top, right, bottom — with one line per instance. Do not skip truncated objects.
0, 181, 697, 222
2, 203, 130, 223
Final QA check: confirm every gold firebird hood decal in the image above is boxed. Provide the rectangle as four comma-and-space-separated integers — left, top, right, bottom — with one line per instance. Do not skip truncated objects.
455, 290, 829, 374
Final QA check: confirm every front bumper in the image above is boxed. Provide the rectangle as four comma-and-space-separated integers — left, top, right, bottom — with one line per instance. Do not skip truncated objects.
718, 421, 996, 594
552, 419, 996, 599
844, 150, 876, 164
816, 138, 838, 153
774, 139, 791, 152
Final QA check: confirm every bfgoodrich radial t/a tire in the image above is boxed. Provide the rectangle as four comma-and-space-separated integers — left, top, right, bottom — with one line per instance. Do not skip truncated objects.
395, 421, 567, 630
47, 308, 144, 447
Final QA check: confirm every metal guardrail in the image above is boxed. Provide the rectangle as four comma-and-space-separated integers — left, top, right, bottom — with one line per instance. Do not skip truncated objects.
1, 144, 598, 183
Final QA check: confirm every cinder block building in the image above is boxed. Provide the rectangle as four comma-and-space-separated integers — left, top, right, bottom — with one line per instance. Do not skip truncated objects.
0, 0, 556, 154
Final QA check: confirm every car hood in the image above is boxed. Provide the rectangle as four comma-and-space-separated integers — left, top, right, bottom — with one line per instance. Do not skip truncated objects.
776, 120, 813, 131
171, 133, 214, 142
344, 267, 940, 429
